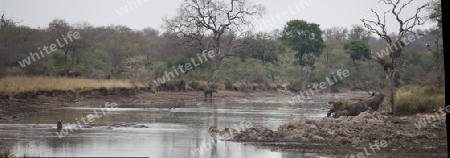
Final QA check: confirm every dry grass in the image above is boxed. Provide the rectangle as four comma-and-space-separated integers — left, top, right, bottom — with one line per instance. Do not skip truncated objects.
395, 85, 445, 113
0, 76, 146, 94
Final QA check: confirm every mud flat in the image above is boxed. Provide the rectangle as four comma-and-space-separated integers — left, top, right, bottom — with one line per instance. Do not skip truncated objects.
215, 112, 447, 157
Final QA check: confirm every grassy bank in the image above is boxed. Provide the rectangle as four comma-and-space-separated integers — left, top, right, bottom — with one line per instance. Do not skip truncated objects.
0, 76, 145, 95
395, 85, 445, 113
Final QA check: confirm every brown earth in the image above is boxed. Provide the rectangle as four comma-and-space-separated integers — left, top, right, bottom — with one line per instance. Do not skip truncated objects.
212, 111, 447, 158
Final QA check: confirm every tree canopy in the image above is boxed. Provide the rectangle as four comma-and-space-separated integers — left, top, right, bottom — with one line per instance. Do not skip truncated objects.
279, 20, 325, 67
343, 40, 371, 62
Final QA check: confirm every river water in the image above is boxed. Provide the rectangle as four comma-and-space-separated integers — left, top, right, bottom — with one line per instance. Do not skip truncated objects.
0, 91, 369, 157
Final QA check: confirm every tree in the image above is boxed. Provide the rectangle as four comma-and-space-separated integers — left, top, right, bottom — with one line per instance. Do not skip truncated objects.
163, 0, 265, 81
48, 19, 74, 70
236, 32, 279, 63
343, 40, 370, 62
0, 13, 18, 77
361, 0, 429, 115
280, 20, 325, 67
323, 27, 348, 42
348, 25, 370, 41
426, 0, 443, 87
279, 19, 325, 88
428, 0, 442, 32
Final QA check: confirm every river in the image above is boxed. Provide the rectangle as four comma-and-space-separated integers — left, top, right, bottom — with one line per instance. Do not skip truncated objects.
0, 91, 369, 157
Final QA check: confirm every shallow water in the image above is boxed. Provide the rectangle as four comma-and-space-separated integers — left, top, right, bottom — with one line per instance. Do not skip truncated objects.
0, 91, 368, 157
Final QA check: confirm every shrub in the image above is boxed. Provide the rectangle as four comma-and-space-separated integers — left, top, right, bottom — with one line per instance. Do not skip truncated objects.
188, 80, 200, 90
395, 85, 444, 113
224, 80, 234, 90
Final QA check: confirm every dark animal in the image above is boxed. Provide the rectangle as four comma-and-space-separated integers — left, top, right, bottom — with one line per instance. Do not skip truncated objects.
58, 70, 80, 77
159, 80, 186, 91
204, 89, 218, 98
57, 120, 63, 133
287, 85, 301, 93
67, 71, 81, 77
349, 92, 385, 111
208, 126, 219, 136
327, 99, 369, 118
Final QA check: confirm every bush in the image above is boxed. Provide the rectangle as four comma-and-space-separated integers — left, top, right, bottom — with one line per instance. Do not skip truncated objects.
224, 80, 234, 90
395, 85, 445, 113
208, 83, 219, 90
188, 80, 200, 90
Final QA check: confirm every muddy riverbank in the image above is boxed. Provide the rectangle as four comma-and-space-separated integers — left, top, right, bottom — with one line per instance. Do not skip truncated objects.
215, 111, 447, 158
0, 88, 288, 120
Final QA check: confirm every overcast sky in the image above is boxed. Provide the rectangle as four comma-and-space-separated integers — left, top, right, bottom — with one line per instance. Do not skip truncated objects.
1, 0, 433, 33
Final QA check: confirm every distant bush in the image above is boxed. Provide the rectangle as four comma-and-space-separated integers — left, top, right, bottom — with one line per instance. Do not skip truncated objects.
224, 80, 234, 90
395, 85, 444, 113
188, 80, 200, 90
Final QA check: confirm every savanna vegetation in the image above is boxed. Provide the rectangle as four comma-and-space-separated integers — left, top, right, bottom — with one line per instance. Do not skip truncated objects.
0, 0, 443, 114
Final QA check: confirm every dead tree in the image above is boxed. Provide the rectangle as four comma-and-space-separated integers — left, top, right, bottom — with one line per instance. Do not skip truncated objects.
164, 0, 265, 81
361, 0, 429, 115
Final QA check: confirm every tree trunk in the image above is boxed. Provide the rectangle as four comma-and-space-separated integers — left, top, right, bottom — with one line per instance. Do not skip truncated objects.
212, 68, 219, 83
386, 71, 395, 115
64, 51, 68, 70
71, 51, 75, 69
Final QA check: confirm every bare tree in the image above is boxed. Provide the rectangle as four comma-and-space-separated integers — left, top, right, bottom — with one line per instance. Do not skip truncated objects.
163, 0, 265, 81
361, 0, 429, 115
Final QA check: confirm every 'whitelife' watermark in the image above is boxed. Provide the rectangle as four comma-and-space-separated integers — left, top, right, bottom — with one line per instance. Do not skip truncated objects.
414, 106, 448, 129
18, 31, 80, 68
116, 0, 150, 16
345, 140, 389, 158
289, 69, 350, 105
153, 50, 216, 87
191, 121, 252, 157
375, 30, 428, 59
56, 102, 118, 138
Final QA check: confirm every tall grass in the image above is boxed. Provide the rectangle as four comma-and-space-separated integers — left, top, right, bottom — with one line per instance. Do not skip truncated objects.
395, 85, 445, 113
0, 76, 145, 94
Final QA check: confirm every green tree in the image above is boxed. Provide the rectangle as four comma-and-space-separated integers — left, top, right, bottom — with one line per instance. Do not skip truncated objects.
236, 32, 279, 63
279, 20, 325, 67
343, 40, 370, 62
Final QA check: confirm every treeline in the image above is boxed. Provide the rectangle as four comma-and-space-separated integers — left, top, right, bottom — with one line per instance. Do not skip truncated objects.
0, 13, 442, 92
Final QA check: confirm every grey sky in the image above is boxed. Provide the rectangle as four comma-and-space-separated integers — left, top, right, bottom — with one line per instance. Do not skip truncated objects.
0, 0, 433, 33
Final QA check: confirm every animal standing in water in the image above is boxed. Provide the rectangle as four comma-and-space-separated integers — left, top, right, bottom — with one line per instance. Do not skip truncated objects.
57, 119, 63, 133
204, 89, 218, 98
